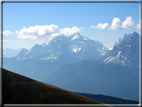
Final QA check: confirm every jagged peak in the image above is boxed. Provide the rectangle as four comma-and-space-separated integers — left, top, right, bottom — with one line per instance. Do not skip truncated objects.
71, 33, 81, 41
42, 42, 46, 47
35, 43, 39, 46
133, 31, 138, 35
123, 33, 127, 39
21, 48, 28, 51
43, 42, 46, 45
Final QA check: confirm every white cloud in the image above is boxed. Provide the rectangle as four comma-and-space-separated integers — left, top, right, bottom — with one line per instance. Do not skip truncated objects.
3, 30, 13, 36
135, 23, 140, 29
110, 18, 122, 30
121, 17, 135, 30
60, 26, 81, 36
92, 16, 139, 30
16, 25, 81, 42
92, 23, 109, 30
135, 20, 141, 29
16, 24, 60, 41
91, 25, 94, 28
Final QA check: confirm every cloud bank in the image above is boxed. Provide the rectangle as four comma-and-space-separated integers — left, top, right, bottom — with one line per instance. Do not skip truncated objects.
91, 23, 109, 30
91, 16, 140, 30
60, 27, 81, 36
16, 24, 81, 41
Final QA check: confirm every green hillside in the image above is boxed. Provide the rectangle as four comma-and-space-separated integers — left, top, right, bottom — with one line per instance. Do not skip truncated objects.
2, 68, 111, 106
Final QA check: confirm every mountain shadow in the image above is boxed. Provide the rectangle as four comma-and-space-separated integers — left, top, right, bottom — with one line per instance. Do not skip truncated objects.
2, 68, 111, 106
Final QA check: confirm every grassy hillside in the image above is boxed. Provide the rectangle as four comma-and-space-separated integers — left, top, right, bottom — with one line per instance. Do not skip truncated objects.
2, 68, 111, 106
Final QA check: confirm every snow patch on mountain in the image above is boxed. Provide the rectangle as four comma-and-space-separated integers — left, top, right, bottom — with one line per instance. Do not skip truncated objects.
26, 49, 31, 54
103, 56, 112, 62
71, 34, 80, 41
97, 47, 108, 56
73, 47, 82, 53
109, 47, 113, 50
100, 49, 108, 56
118, 51, 121, 58
69, 43, 83, 53
42, 52, 61, 60
125, 45, 131, 47
104, 51, 127, 64
83, 38, 87, 40
88, 37, 97, 41
69, 44, 79, 52
97, 49, 101, 51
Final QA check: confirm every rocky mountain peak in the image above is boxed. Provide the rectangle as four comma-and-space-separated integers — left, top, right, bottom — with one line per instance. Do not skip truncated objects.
101, 32, 139, 68
42, 42, 47, 47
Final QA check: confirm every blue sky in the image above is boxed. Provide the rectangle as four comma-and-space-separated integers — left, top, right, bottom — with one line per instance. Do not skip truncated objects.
3, 2, 140, 49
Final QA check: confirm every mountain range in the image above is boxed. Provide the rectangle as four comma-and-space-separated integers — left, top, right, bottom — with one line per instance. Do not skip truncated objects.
3, 32, 139, 68
3, 33, 108, 81
15, 33, 108, 61
3, 31, 139, 101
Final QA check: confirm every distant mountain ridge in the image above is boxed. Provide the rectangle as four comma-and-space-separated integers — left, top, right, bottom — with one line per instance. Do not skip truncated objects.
3, 48, 22, 58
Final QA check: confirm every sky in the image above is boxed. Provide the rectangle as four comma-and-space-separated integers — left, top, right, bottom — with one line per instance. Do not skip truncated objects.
3, 2, 140, 49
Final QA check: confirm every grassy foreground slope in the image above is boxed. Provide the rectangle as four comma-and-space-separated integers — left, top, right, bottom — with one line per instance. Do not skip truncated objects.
2, 68, 111, 106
